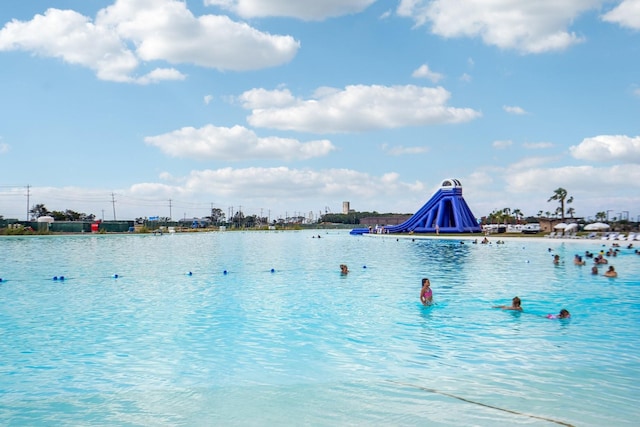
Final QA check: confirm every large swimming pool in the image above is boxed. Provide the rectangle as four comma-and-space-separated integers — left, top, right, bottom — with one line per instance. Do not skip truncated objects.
1, 230, 639, 426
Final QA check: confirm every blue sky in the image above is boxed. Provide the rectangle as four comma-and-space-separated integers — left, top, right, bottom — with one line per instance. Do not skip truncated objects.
1, 0, 639, 223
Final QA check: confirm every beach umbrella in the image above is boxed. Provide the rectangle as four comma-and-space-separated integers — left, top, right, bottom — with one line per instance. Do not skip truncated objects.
564, 223, 578, 232
554, 222, 568, 229
584, 222, 610, 231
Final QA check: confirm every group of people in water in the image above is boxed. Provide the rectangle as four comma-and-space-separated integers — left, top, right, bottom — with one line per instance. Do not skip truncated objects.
492, 296, 570, 319
341, 238, 631, 319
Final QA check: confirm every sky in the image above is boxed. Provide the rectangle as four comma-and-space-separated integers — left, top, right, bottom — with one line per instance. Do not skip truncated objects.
1, 0, 639, 223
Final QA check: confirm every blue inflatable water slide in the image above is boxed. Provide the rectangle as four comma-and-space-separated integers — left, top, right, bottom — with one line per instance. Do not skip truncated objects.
350, 178, 481, 235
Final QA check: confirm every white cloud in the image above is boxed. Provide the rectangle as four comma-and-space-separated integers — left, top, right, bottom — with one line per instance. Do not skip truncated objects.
461, 161, 640, 220
460, 73, 472, 83
602, 0, 640, 30
503, 105, 527, 115
130, 166, 427, 212
505, 164, 640, 194
570, 135, 640, 163
397, 0, 604, 53
411, 64, 444, 82
144, 124, 336, 161
204, 95, 214, 105
0, 0, 299, 83
240, 84, 481, 133
492, 140, 512, 149
523, 142, 553, 149
381, 144, 429, 156
634, 87, 640, 97
204, 0, 375, 21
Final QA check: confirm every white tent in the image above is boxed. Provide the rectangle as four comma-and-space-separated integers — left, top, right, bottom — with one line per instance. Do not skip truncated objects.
36, 215, 54, 223
554, 222, 568, 229
563, 223, 579, 232
584, 222, 610, 231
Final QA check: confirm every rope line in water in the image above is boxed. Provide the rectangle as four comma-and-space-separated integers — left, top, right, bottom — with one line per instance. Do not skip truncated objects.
387, 380, 574, 427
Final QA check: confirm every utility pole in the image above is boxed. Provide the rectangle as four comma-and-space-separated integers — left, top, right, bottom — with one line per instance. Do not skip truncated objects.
25, 184, 30, 220
169, 199, 172, 220
111, 192, 117, 220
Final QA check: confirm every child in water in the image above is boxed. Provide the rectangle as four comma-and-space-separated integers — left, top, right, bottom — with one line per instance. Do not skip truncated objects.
494, 296, 523, 311
547, 309, 570, 319
420, 278, 433, 306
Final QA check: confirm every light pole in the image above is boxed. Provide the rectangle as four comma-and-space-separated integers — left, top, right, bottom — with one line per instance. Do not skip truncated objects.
607, 210, 613, 221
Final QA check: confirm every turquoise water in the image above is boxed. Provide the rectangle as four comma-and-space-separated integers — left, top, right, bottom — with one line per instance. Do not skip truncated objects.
1, 230, 639, 426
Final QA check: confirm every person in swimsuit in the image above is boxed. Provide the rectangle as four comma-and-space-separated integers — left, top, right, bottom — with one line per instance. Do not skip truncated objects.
547, 309, 570, 319
420, 278, 433, 306
494, 296, 523, 311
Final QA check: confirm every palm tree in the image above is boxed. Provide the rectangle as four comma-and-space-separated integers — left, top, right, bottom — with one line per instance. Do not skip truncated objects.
512, 208, 523, 224
547, 188, 573, 220
567, 207, 575, 218
595, 211, 607, 222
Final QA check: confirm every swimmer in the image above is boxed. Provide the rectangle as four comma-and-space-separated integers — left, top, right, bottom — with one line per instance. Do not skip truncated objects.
573, 254, 585, 265
340, 264, 349, 275
591, 266, 599, 275
420, 278, 433, 306
553, 254, 560, 265
604, 266, 617, 278
547, 309, 570, 319
494, 296, 522, 311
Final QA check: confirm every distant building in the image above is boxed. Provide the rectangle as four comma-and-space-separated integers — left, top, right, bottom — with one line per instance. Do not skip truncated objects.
359, 215, 412, 227
342, 201, 350, 214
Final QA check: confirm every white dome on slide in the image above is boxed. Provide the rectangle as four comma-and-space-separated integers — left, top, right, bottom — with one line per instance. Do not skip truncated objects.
440, 178, 462, 189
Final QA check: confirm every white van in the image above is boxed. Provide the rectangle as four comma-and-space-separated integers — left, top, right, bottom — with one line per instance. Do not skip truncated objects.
522, 223, 541, 234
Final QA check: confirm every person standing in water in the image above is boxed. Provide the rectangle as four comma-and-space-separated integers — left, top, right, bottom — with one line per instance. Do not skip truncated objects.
420, 278, 433, 306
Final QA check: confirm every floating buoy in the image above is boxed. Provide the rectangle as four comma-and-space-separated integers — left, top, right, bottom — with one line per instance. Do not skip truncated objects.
270, 268, 275, 273
223, 270, 228, 275
0, 278, 3, 282
53, 276, 58, 281
362, 265, 367, 269
113, 274, 119, 279
59, 276, 65, 281
187, 271, 193, 276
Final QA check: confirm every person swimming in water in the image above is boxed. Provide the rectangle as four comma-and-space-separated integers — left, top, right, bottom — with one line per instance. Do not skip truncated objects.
604, 265, 617, 278
340, 264, 349, 275
494, 296, 523, 311
547, 309, 570, 319
420, 278, 433, 306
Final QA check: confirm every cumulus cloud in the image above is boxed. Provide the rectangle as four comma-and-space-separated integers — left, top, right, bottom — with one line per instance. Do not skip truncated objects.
412, 64, 444, 82
602, 0, 640, 30
0, 140, 9, 154
505, 164, 640, 194
570, 135, 640, 163
204, 0, 375, 21
130, 167, 426, 208
144, 124, 335, 161
503, 105, 527, 115
239, 84, 481, 133
397, 0, 603, 53
0, 0, 299, 83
